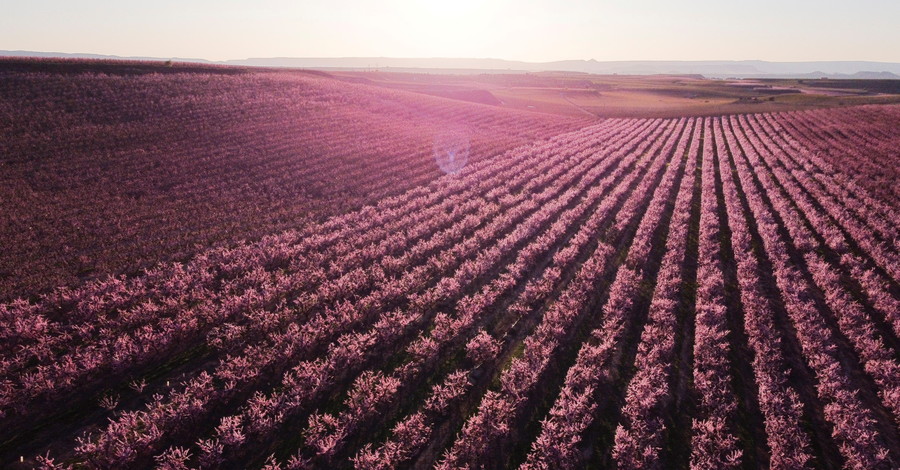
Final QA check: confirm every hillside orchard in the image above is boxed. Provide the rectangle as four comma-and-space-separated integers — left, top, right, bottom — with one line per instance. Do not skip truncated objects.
1, 62, 898, 469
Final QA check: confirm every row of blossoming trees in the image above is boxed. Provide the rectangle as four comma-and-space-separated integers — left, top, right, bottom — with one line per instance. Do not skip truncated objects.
2, 104, 899, 469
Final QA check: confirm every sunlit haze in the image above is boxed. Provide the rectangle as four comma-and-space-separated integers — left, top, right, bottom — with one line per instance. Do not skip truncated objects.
2, 0, 899, 62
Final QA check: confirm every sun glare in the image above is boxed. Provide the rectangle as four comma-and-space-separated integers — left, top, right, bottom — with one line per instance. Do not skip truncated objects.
397, 0, 506, 56
420, 0, 483, 19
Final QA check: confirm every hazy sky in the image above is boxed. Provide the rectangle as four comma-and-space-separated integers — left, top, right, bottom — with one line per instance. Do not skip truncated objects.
3, 0, 899, 62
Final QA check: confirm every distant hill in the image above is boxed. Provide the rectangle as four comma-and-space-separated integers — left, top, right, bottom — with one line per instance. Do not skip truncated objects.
1, 50, 899, 78
222, 57, 900, 79
0, 49, 212, 64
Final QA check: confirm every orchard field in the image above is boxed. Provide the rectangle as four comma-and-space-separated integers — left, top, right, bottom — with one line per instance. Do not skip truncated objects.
1, 60, 899, 469
0, 59, 588, 301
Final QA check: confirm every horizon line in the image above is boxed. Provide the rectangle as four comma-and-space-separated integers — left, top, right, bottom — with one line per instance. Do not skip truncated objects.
3, 50, 900, 65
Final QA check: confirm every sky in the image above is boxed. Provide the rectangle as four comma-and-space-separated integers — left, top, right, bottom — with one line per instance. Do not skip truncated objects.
2, 0, 899, 62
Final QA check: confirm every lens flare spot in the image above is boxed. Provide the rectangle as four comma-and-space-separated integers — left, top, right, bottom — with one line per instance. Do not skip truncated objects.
433, 129, 470, 175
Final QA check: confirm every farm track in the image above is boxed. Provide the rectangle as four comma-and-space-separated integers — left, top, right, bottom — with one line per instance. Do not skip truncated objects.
1, 105, 899, 469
